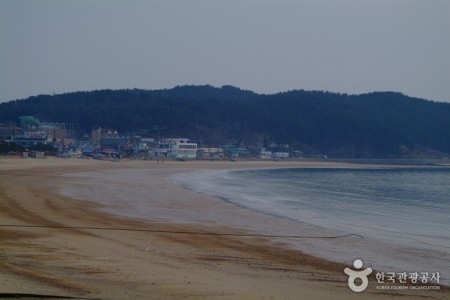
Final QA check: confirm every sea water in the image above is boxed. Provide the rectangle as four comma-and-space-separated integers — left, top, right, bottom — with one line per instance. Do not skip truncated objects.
173, 167, 450, 284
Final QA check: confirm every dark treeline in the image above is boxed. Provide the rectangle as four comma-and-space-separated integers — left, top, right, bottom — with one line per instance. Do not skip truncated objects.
1, 85, 450, 158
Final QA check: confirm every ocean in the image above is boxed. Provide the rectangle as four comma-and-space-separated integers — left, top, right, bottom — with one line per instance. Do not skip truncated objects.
173, 167, 450, 284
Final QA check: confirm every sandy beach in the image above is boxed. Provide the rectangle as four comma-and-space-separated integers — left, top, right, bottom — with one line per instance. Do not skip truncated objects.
0, 158, 448, 299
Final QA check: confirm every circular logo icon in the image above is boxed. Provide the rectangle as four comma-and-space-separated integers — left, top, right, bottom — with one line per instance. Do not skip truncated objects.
344, 259, 373, 292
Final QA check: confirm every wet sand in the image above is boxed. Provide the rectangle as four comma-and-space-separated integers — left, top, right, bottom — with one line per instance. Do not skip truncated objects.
0, 158, 447, 299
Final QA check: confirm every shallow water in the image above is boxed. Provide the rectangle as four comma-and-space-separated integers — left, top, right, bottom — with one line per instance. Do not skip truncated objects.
173, 167, 450, 284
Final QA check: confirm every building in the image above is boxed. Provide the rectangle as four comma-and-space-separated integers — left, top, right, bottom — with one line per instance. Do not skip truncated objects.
198, 147, 224, 159
290, 150, 304, 158
259, 150, 272, 159
160, 138, 197, 159
39, 122, 67, 142
91, 127, 103, 146
272, 152, 290, 159
30, 151, 45, 159
13, 133, 47, 147
5, 117, 70, 152
0, 123, 23, 140
101, 137, 130, 155
222, 145, 250, 159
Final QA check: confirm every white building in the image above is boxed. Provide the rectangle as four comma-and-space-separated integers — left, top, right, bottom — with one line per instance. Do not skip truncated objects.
160, 138, 198, 159
272, 152, 289, 159
259, 150, 272, 159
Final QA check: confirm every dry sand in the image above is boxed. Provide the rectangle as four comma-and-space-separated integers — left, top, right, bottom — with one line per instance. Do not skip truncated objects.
0, 158, 448, 299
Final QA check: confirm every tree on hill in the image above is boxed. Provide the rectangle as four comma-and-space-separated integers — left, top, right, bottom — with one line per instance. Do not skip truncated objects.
1, 86, 449, 158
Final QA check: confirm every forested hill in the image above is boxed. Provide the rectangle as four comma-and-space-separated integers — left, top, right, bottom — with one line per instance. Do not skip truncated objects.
1, 85, 450, 158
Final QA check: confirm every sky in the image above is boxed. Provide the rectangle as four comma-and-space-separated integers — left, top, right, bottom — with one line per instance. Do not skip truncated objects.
1, 0, 450, 103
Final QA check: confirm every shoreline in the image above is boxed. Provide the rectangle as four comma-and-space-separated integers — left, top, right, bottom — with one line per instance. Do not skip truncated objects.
1, 158, 448, 299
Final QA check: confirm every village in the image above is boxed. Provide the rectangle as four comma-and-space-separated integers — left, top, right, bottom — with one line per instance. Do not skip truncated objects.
0, 116, 315, 160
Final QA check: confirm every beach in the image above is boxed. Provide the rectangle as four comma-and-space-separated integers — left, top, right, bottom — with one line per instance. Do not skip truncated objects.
0, 158, 448, 299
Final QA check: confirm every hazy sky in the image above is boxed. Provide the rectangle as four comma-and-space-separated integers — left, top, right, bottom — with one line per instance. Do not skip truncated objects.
1, 0, 450, 102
